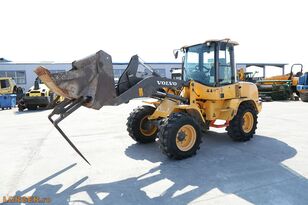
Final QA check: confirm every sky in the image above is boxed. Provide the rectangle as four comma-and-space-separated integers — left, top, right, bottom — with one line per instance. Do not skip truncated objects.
1, 0, 308, 74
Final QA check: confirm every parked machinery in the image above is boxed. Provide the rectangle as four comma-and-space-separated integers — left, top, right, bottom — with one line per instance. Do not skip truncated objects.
0, 77, 18, 95
256, 64, 303, 101
35, 39, 262, 164
170, 68, 182, 80
18, 77, 61, 111
0, 77, 24, 109
237, 67, 258, 83
297, 72, 308, 102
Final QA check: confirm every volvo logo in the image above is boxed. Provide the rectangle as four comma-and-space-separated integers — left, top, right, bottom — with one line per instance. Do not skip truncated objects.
157, 80, 178, 86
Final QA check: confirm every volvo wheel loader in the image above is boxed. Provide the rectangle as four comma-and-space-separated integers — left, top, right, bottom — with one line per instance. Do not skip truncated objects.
35, 39, 262, 165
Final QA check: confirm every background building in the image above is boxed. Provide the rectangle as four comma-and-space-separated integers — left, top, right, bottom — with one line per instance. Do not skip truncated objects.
2, 59, 276, 92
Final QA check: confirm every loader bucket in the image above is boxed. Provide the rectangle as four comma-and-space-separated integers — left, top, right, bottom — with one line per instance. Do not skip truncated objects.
35, 50, 116, 110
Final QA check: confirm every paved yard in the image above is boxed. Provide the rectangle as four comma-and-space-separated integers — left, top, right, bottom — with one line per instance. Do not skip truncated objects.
0, 100, 308, 205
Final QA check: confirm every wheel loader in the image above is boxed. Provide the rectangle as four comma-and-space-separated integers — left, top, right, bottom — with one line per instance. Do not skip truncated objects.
35, 39, 262, 165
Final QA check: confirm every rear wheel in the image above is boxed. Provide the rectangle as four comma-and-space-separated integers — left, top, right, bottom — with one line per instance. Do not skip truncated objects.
158, 112, 201, 159
127, 106, 158, 143
300, 93, 308, 102
227, 102, 258, 141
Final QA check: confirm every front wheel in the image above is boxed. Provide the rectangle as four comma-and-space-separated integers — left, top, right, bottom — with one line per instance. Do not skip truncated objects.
127, 106, 158, 143
158, 112, 202, 159
227, 102, 258, 142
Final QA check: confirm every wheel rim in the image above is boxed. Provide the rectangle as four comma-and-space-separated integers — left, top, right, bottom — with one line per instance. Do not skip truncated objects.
139, 116, 157, 136
242, 112, 254, 133
176, 125, 196, 151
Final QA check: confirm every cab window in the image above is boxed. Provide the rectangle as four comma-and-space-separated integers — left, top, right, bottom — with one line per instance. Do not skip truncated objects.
0, 79, 10, 89
218, 46, 233, 85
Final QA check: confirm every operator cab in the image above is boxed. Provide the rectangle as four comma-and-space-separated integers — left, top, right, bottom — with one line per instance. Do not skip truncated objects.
179, 39, 238, 87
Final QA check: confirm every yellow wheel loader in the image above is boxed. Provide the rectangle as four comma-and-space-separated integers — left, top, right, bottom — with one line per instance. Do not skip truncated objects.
0, 77, 24, 103
35, 39, 262, 165
0, 77, 18, 95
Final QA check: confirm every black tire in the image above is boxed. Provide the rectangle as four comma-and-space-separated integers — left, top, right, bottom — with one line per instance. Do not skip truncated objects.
300, 93, 308, 102
158, 112, 202, 159
27, 105, 37, 110
227, 102, 258, 142
127, 105, 158, 143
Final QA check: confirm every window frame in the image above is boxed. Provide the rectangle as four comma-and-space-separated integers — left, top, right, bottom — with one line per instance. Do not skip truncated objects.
0, 70, 27, 85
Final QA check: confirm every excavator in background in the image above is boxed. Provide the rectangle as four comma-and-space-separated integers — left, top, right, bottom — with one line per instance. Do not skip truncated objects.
35, 39, 262, 165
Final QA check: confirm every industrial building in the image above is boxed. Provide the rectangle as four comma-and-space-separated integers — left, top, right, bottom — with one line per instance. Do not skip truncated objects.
1, 59, 283, 92
0, 61, 181, 91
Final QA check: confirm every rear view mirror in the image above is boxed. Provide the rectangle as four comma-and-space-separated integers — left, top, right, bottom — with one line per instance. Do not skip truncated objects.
173, 49, 179, 59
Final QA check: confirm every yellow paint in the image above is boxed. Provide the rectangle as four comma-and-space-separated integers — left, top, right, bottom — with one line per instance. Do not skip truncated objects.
263, 74, 299, 87
29, 93, 41, 97
242, 112, 254, 133
176, 104, 205, 122
148, 99, 178, 119
263, 74, 290, 84
176, 124, 196, 151
185, 81, 261, 121
292, 77, 299, 86
0, 77, 16, 95
143, 101, 160, 106
138, 88, 144, 97
139, 116, 157, 136
146, 80, 261, 123
237, 68, 245, 81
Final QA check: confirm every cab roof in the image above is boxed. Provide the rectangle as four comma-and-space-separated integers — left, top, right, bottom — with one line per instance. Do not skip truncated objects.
182, 39, 239, 50
205, 39, 239, 46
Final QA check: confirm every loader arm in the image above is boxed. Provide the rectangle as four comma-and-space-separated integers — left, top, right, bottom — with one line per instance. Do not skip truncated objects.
35, 50, 187, 164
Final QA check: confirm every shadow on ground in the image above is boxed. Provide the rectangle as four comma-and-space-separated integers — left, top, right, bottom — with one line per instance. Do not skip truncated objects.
10, 132, 308, 205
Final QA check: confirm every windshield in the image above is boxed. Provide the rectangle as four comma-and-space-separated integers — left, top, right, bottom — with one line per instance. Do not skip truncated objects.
183, 44, 215, 86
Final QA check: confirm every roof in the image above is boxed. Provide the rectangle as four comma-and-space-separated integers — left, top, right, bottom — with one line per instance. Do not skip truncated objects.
0, 58, 11, 62
181, 39, 239, 50
205, 39, 239, 46
237, 63, 288, 68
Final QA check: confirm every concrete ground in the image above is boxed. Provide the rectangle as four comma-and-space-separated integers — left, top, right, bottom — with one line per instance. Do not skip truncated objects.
0, 99, 308, 205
